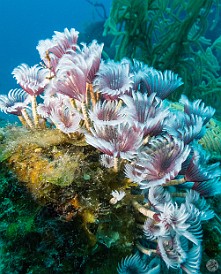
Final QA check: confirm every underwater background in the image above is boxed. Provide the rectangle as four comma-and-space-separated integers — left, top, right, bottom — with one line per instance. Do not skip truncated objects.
0, 0, 221, 273
0, 0, 112, 122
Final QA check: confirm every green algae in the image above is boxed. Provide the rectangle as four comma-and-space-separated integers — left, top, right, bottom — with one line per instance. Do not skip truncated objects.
104, 0, 221, 117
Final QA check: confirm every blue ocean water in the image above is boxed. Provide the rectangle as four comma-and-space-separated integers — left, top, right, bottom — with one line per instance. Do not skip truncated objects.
0, 0, 111, 122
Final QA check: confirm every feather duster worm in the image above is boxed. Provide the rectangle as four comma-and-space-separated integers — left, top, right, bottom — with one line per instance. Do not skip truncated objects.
125, 135, 190, 188
121, 91, 168, 137
85, 123, 143, 171
93, 60, 133, 100
0, 88, 32, 128
12, 64, 49, 127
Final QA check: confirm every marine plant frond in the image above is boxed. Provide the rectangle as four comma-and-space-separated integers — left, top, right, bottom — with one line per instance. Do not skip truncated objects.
199, 118, 221, 160
211, 35, 221, 50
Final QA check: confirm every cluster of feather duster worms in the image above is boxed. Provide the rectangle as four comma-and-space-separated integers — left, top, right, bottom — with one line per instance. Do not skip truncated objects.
0, 28, 221, 274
